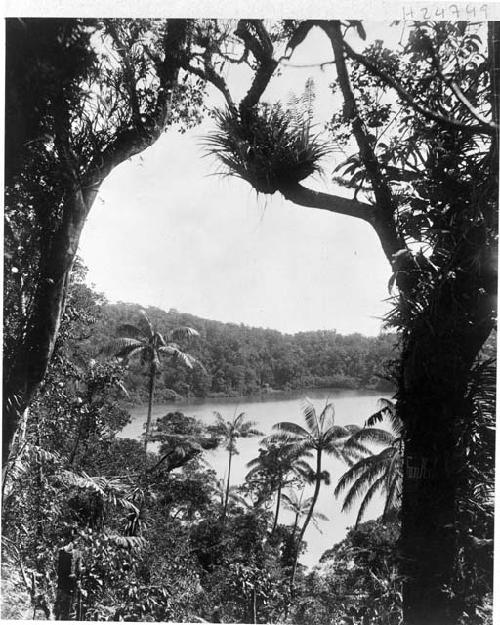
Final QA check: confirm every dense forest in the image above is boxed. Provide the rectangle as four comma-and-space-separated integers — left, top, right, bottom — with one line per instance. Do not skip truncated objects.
2, 262, 493, 622
1, 264, 408, 622
91, 298, 396, 403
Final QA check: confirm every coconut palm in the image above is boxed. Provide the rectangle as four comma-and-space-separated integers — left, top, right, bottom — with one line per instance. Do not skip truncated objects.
207, 411, 263, 520
101, 310, 200, 452
271, 397, 366, 584
335, 399, 403, 526
245, 439, 313, 534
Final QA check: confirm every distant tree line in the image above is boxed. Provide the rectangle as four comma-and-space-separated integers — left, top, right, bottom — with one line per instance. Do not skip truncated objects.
90, 301, 397, 402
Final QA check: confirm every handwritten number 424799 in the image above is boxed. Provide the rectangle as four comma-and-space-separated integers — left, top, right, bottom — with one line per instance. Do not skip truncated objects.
402, 4, 488, 20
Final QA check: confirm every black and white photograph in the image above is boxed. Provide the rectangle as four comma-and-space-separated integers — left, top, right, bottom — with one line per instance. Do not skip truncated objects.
2, 2, 498, 624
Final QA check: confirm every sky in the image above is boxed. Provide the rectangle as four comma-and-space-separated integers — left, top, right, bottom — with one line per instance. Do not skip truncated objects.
78, 23, 401, 336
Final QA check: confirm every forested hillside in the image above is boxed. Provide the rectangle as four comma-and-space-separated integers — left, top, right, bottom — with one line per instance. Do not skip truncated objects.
91, 302, 397, 402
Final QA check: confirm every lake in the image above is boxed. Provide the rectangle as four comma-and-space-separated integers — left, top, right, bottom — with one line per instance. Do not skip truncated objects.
120, 388, 392, 568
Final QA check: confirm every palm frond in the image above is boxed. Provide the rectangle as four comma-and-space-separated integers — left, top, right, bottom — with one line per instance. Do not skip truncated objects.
346, 427, 395, 447
155, 331, 167, 347
378, 397, 396, 412
233, 412, 248, 429
239, 421, 263, 437
383, 468, 402, 519
105, 533, 147, 550
138, 309, 154, 338
273, 421, 311, 440
365, 399, 401, 434
293, 459, 315, 476
355, 475, 386, 526
301, 397, 320, 436
322, 424, 349, 443
318, 401, 335, 430
158, 345, 196, 368
365, 409, 385, 427
100, 337, 144, 358
167, 326, 200, 341
334, 454, 381, 498
242, 428, 264, 439
282, 488, 306, 510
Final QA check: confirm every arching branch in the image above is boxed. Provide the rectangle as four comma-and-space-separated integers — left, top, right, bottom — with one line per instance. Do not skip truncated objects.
321, 21, 404, 262
235, 20, 279, 110
340, 32, 496, 136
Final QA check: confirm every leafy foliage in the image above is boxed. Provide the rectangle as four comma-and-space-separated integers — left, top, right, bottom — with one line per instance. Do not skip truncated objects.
293, 517, 402, 625
92, 303, 397, 401
205, 80, 330, 193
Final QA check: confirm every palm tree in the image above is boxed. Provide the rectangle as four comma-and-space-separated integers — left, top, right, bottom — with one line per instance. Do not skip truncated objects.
282, 488, 329, 538
334, 399, 403, 526
208, 411, 262, 520
245, 439, 313, 534
271, 397, 365, 584
212, 479, 250, 513
102, 310, 200, 452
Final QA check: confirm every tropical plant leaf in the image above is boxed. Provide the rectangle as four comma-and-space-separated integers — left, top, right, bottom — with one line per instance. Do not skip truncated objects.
105, 534, 147, 550
167, 326, 200, 341
355, 475, 386, 526
301, 397, 320, 436
138, 309, 154, 337
100, 337, 144, 358
273, 421, 311, 440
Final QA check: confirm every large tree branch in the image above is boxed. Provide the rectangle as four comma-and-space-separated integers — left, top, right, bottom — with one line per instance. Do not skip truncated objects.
278, 182, 375, 222
419, 28, 498, 133
179, 56, 236, 111
235, 20, 278, 110
341, 34, 495, 137
321, 21, 404, 262
279, 181, 405, 264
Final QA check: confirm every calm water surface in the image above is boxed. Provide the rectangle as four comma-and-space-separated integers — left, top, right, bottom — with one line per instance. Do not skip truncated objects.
121, 388, 392, 568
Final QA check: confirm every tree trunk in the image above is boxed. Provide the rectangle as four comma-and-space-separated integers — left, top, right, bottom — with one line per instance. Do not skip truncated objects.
144, 362, 157, 452
68, 410, 86, 466
291, 448, 322, 585
2, 19, 190, 467
54, 543, 81, 620
399, 271, 495, 625
223, 450, 233, 519
271, 481, 282, 535
291, 512, 299, 540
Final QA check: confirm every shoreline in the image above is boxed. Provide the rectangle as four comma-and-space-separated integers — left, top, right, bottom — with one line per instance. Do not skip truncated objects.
123, 383, 395, 409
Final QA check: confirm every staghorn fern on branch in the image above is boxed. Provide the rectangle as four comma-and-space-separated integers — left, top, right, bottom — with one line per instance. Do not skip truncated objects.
204, 81, 331, 194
